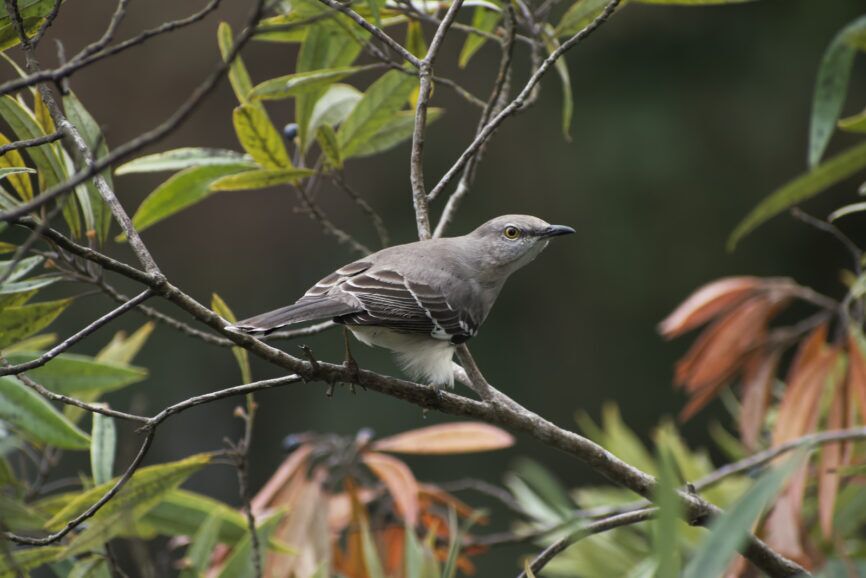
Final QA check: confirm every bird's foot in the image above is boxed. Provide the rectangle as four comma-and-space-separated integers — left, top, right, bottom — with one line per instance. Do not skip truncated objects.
342, 327, 364, 393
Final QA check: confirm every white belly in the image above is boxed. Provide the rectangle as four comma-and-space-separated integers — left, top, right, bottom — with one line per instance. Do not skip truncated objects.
348, 326, 455, 387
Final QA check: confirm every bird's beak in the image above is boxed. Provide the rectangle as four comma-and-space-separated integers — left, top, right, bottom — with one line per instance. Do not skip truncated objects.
539, 224, 576, 238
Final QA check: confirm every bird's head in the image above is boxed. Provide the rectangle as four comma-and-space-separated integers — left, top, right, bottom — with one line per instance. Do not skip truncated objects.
468, 214, 575, 274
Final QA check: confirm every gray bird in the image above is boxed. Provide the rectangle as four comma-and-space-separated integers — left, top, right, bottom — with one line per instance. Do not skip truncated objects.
229, 215, 574, 386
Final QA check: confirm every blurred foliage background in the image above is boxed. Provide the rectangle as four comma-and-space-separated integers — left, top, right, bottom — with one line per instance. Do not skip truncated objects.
9, 0, 866, 574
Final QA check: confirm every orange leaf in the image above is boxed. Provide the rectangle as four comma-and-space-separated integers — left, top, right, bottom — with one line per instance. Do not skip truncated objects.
658, 276, 765, 338
328, 488, 379, 533
251, 444, 312, 513
372, 422, 514, 455
785, 322, 829, 384
675, 296, 774, 393
739, 350, 781, 450
362, 452, 420, 527
818, 376, 845, 539
773, 347, 838, 446
847, 329, 866, 423
419, 484, 480, 520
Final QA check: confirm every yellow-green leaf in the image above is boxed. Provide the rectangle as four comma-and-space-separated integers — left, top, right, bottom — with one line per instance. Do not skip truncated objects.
0, 298, 70, 349
218, 22, 256, 106
116, 148, 255, 175
316, 125, 342, 169
0, 132, 33, 200
0, 546, 64, 576
4, 351, 147, 396
458, 8, 500, 67
209, 168, 313, 191
249, 65, 377, 101
96, 322, 155, 365
90, 409, 116, 485
233, 104, 292, 169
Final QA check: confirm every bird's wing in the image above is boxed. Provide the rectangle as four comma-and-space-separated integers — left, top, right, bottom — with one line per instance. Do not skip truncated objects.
334, 267, 478, 343
230, 261, 371, 333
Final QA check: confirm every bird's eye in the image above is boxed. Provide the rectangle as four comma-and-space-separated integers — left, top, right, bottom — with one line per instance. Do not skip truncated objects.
503, 226, 521, 240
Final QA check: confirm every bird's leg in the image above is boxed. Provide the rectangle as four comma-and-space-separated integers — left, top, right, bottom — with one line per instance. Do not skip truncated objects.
342, 327, 360, 393
299, 345, 335, 397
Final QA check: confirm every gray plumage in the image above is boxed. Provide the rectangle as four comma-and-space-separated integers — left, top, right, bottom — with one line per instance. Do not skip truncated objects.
230, 215, 574, 386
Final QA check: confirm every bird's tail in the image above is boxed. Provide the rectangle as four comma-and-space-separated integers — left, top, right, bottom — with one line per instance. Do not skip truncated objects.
228, 298, 357, 334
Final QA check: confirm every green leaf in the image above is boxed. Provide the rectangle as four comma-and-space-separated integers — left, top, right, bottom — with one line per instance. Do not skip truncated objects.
0, 546, 64, 576
404, 521, 424, 578
218, 22, 256, 106
0, 275, 59, 295
808, 16, 866, 168
179, 513, 222, 578
543, 27, 573, 141
0, 376, 90, 449
215, 510, 284, 578
838, 108, 866, 133
0, 0, 62, 52
682, 454, 804, 578
829, 200, 866, 221
729, 140, 866, 250
115, 148, 255, 175
96, 322, 154, 366
139, 488, 252, 543
209, 167, 313, 191
512, 457, 573, 517
338, 70, 418, 158
0, 132, 34, 200
296, 22, 367, 149
0, 298, 70, 349
316, 124, 342, 169
0, 166, 35, 180
0, 254, 43, 282
254, 14, 309, 43
0, 492, 47, 531
233, 104, 293, 168
68, 557, 109, 578
3, 351, 147, 396
347, 108, 442, 160
459, 8, 500, 67
211, 293, 251, 383
129, 164, 253, 233
54, 454, 212, 553
90, 409, 116, 485
653, 448, 682, 578
64, 91, 112, 243
556, 0, 612, 37
360, 508, 386, 578
633, 0, 757, 3
308, 83, 362, 139
249, 65, 377, 101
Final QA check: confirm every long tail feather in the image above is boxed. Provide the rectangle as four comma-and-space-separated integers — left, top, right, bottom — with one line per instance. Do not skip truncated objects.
228, 298, 359, 334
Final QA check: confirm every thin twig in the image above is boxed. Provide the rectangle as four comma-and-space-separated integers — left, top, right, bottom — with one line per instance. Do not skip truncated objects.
331, 173, 390, 248
426, 0, 622, 202
0, 131, 62, 156
294, 169, 372, 256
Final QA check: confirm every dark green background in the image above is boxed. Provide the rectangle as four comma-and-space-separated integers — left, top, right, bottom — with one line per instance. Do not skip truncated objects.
14, 0, 866, 574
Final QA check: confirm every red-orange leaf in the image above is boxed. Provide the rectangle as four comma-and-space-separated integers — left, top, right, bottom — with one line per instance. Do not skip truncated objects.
785, 322, 829, 384
764, 491, 808, 565
773, 347, 837, 446
675, 296, 773, 393
658, 276, 765, 338
739, 349, 781, 450
372, 422, 514, 455
362, 451, 420, 527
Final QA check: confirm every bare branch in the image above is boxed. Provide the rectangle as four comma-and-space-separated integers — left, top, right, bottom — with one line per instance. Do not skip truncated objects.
331, 173, 390, 248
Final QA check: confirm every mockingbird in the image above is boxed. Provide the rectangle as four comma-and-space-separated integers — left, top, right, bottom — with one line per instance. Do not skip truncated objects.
230, 215, 574, 386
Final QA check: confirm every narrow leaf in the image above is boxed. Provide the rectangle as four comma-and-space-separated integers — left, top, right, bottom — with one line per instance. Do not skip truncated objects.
729, 140, 866, 250
90, 409, 116, 485
218, 22, 256, 106
96, 322, 155, 365
0, 376, 91, 449
0, 298, 70, 349
4, 351, 147, 396
459, 8, 500, 67
362, 451, 420, 526
115, 148, 254, 175
373, 422, 514, 454
211, 293, 251, 383
347, 108, 443, 160
316, 125, 342, 169
179, 513, 222, 578
209, 168, 313, 191
249, 65, 376, 101
307, 83, 362, 140
0, 132, 34, 200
